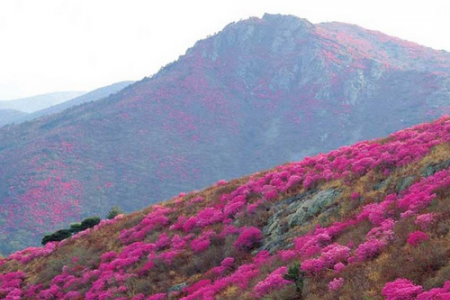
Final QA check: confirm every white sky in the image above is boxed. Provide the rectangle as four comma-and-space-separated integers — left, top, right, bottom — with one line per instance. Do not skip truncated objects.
1, 0, 449, 100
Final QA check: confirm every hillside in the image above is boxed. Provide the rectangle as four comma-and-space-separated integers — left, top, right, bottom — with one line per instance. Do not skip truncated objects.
2, 14, 450, 254
3, 116, 450, 299
0, 91, 85, 113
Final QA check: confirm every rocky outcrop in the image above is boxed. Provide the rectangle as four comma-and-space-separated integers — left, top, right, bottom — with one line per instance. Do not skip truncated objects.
262, 188, 341, 252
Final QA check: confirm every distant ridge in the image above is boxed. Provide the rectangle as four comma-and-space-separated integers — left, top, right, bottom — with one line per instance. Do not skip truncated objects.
14, 81, 134, 124
0, 109, 28, 127
0, 91, 85, 113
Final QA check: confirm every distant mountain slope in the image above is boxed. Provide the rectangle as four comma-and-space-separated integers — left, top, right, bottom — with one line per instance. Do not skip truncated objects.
0, 91, 85, 113
1, 14, 450, 254
15, 81, 134, 123
3, 116, 450, 299
0, 109, 28, 127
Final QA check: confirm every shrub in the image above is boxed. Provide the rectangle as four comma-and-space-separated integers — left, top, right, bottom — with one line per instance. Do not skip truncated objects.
254, 267, 291, 298
407, 231, 429, 247
283, 262, 305, 295
328, 277, 344, 291
42, 229, 72, 245
107, 206, 124, 220
382, 278, 423, 300
68, 222, 83, 234
80, 216, 101, 230
234, 227, 262, 251
354, 239, 387, 261
415, 213, 436, 230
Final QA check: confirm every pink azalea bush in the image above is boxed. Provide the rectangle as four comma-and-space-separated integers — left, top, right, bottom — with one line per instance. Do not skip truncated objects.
407, 231, 429, 247
253, 267, 291, 298
234, 227, 263, 251
328, 277, 344, 291
382, 278, 423, 300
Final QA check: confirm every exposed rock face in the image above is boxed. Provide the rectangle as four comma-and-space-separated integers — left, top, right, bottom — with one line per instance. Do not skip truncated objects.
2, 14, 450, 254
422, 159, 450, 177
262, 188, 341, 252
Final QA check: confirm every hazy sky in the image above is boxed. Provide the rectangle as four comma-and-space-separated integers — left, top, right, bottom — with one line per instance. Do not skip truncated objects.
1, 0, 449, 100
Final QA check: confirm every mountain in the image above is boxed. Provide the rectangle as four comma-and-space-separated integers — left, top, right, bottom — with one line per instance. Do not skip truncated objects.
2, 116, 450, 299
0, 91, 85, 113
0, 109, 28, 127
13, 81, 134, 124
2, 14, 450, 254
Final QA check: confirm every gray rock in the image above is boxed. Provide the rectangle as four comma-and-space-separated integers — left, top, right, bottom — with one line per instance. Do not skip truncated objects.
287, 189, 341, 227
373, 177, 391, 191
421, 159, 450, 177
261, 188, 341, 252
396, 176, 415, 192
168, 282, 188, 293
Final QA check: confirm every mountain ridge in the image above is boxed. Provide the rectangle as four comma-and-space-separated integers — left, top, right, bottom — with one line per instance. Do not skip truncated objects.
11, 81, 134, 125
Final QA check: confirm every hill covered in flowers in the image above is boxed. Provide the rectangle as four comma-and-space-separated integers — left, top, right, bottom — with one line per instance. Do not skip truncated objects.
2, 13, 450, 255
3, 116, 450, 299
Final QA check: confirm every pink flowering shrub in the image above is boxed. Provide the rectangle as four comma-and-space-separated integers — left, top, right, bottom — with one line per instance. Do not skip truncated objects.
190, 237, 211, 253
350, 192, 360, 200
155, 233, 171, 250
301, 258, 326, 275
8, 242, 57, 264
209, 257, 235, 277
321, 243, 351, 265
407, 231, 429, 247
234, 227, 262, 251
196, 208, 224, 227
334, 262, 346, 273
417, 281, 450, 299
171, 234, 187, 250
355, 239, 387, 261
279, 250, 297, 261
253, 267, 291, 298
415, 213, 436, 230
366, 218, 396, 242
224, 197, 246, 217
328, 277, 344, 291
147, 293, 167, 300
382, 278, 423, 300
216, 180, 228, 186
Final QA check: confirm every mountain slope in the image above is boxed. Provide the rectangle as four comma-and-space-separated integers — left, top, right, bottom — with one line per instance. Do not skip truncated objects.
2, 116, 450, 299
0, 91, 85, 113
14, 81, 134, 124
2, 14, 450, 254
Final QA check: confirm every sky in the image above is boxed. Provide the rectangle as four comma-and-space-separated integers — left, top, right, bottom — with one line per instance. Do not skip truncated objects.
1, 0, 449, 100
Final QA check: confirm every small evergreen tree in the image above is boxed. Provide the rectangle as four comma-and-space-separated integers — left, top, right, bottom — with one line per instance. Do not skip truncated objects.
41, 229, 72, 245
69, 222, 83, 234
80, 216, 101, 230
283, 262, 305, 298
40, 216, 101, 245
107, 205, 123, 220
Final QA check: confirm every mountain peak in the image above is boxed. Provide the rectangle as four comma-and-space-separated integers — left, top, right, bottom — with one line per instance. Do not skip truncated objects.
261, 13, 314, 29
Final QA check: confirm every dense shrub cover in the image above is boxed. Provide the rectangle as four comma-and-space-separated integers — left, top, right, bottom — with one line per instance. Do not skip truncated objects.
3, 117, 450, 299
